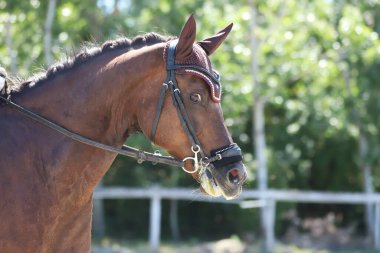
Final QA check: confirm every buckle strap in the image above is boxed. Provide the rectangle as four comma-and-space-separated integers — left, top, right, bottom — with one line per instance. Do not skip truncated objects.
166, 40, 177, 70
210, 143, 243, 169
169, 82, 201, 148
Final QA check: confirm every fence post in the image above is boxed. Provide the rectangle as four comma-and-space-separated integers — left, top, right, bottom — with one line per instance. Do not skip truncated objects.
170, 199, 180, 241
149, 190, 162, 253
263, 199, 276, 252
374, 202, 380, 250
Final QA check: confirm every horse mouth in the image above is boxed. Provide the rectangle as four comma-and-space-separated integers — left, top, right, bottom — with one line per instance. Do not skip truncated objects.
198, 163, 246, 200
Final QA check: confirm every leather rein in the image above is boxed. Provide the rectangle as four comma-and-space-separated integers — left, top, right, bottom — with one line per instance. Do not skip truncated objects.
0, 40, 242, 173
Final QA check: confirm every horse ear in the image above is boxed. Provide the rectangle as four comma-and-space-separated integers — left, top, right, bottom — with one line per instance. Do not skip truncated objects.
176, 14, 197, 61
197, 23, 233, 55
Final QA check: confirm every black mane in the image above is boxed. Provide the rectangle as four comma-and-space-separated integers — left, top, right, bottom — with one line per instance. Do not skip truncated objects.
8, 32, 174, 93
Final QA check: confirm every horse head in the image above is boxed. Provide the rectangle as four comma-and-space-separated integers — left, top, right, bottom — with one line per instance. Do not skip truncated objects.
143, 15, 247, 199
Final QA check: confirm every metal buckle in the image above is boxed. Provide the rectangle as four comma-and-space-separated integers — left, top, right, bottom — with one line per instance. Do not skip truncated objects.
182, 145, 201, 173
151, 150, 162, 165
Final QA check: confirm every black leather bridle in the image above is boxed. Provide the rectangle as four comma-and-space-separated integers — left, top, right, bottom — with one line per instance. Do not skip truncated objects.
149, 40, 243, 173
0, 40, 243, 174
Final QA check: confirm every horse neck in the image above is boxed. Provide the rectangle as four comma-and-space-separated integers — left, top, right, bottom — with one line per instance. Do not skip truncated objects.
20, 43, 165, 146
15, 43, 165, 193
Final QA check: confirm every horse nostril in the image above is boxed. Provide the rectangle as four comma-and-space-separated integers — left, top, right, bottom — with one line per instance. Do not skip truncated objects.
228, 169, 240, 184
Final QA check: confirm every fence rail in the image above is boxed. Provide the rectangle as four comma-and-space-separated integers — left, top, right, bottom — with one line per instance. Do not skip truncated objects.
93, 187, 380, 252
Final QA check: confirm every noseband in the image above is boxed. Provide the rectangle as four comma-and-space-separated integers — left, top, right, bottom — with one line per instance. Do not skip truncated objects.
150, 40, 243, 173
0, 40, 243, 173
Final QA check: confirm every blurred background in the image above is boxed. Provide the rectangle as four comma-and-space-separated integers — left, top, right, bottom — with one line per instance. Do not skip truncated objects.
1, 0, 380, 252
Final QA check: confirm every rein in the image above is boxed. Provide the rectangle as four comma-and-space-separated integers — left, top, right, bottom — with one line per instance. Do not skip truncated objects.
0, 94, 184, 167
0, 40, 242, 173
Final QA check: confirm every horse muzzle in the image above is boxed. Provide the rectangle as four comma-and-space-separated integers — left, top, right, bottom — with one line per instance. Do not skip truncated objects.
198, 144, 247, 200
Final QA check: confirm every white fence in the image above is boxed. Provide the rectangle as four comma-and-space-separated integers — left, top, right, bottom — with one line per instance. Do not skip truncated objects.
93, 187, 380, 252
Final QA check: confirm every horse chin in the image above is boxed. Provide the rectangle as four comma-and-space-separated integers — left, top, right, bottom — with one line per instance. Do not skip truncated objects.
198, 167, 241, 200
199, 168, 223, 198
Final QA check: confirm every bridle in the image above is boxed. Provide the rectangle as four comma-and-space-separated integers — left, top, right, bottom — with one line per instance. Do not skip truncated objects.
150, 40, 243, 173
0, 40, 243, 174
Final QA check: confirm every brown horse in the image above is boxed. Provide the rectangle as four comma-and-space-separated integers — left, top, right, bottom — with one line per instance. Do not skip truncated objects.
0, 16, 246, 252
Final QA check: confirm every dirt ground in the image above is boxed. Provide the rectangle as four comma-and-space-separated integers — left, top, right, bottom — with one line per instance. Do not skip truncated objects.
91, 236, 377, 253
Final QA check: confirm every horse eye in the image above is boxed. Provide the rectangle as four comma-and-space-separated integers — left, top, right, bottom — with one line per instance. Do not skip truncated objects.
190, 93, 202, 103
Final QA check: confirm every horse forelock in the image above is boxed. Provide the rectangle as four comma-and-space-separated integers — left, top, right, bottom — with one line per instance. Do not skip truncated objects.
8, 32, 175, 94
